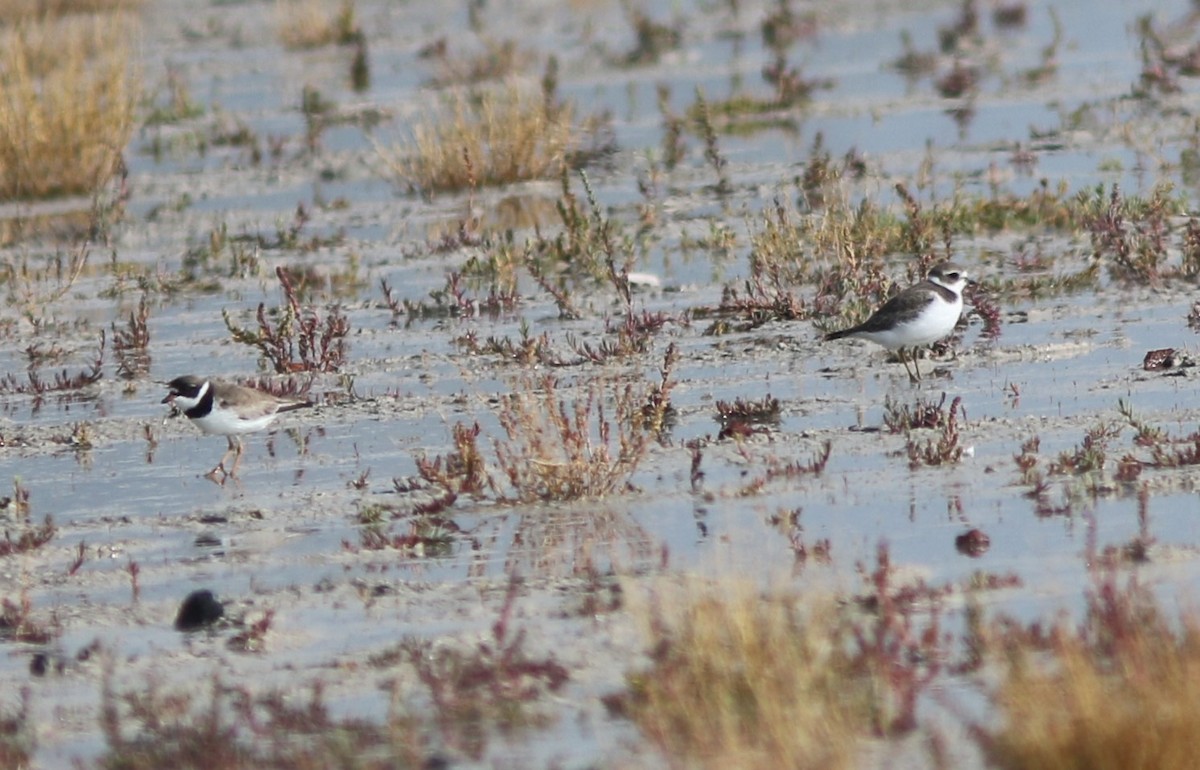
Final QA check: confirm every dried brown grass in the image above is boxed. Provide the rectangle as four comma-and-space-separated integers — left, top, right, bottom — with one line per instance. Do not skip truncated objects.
982, 601, 1200, 770
0, 0, 134, 23
275, 0, 358, 50
380, 85, 575, 193
623, 579, 865, 770
0, 14, 138, 200
492, 375, 652, 502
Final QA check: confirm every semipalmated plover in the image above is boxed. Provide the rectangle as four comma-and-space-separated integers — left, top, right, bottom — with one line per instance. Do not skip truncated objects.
162, 375, 312, 478
823, 261, 970, 381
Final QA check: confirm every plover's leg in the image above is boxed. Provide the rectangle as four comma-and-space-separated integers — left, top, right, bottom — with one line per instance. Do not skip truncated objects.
228, 436, 245, 477
910, 348, 922, 381
896, 347, 918, 382
206, 436, 238, 479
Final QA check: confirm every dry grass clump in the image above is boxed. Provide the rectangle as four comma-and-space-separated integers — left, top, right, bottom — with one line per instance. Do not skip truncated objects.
492, 375, 654, 502
621, 580, 865, 770
2, 14, 114, 75
0, 0, 134, 23
616, 546, 949, 763
416, 347, 673, 505
275, 0, 359, 49
980, 579, 1200, 770
380, 85, 576, 194
0, 14, 137, 200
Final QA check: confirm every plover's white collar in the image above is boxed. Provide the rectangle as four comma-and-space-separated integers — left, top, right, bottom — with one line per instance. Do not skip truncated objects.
824, 262, 971, 381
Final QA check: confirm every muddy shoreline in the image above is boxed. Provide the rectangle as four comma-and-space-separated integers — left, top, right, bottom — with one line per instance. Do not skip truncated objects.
5, 0, 1200, 766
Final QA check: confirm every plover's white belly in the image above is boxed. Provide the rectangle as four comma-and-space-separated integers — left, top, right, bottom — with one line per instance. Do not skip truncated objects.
853, 298, 962, 350
191, 410, 277, 436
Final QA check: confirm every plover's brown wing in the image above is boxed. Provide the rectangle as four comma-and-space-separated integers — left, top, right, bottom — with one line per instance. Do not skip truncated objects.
209, 382, 279, 416
274, 399, 312, 414
217, 382, 312, 415
839, 283, 936, 335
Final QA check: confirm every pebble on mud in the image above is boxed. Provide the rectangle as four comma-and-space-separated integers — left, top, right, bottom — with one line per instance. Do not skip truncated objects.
955, 528, 991, 558
174, 589, 225, 631
1143, 348, 1196, 371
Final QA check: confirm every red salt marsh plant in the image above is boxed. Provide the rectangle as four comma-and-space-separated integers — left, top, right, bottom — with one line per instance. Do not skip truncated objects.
223, 266, 349, 373
399, 580, 568, 756
112, 292, 151, 379
92, 672, 430, 770
905, 395, 966, 469
0, 332, 105, 411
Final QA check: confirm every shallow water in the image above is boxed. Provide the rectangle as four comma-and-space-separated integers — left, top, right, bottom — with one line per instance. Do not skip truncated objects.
6, 0, 1200, 766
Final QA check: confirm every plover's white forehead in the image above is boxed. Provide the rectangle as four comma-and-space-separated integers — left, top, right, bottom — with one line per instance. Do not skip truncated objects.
928, 262, 969, 288
165, 376, 209, 409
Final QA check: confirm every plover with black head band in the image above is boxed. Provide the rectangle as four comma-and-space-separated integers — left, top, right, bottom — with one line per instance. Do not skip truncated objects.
162, 375, 312, 479
824, 261, 971, 382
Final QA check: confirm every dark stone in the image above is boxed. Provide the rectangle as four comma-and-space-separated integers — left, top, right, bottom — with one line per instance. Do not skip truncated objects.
194, 533, 222, 548
955, 528, 991, 558
175, 589, 224, 631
